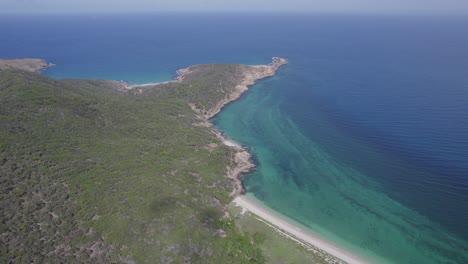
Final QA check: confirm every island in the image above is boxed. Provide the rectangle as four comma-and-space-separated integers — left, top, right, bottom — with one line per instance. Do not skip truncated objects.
0, 57, 356, 263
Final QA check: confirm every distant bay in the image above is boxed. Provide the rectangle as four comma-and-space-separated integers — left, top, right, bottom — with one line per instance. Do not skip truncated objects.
2, 14, 467, 263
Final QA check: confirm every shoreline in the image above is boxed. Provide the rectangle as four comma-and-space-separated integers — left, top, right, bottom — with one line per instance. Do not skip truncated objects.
200, 57, 289, 120
119, 57, 288, 196
5, 56, 372, 262
205, 57, 288, 196
233, 195, 372, 264
0, 58, 54, 73
124, 57, 288, 95
208, 57, 371, 263
121, 63, 194, 89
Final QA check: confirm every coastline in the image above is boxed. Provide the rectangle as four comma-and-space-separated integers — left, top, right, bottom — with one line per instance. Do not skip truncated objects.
205, 57, 371, 264
233, 195, 373, 264
193, 57, 289, 120
121, 61, 202, 89
23, 56, 369, 262
0, 58, 54, 73
124, 57, 288, 197
203, 57, 288, 196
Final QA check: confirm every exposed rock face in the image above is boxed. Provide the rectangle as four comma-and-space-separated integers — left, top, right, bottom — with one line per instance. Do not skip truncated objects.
210, 129, 256, 197
0, 58, 53, 72
226, 147, 256, 196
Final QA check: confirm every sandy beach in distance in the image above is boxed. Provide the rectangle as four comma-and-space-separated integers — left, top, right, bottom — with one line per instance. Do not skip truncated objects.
233, 195, 371, 264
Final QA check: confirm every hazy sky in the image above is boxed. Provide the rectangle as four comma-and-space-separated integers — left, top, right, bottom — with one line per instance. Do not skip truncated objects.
2, 0, 468, 15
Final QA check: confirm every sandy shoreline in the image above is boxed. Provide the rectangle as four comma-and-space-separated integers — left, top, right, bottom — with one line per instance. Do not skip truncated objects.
122, 64, 193, 89
210, 57, 370, 263
233, 195, 370, 264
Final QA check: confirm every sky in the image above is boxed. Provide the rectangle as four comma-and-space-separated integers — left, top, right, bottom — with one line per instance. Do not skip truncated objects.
1, 0, 468, 15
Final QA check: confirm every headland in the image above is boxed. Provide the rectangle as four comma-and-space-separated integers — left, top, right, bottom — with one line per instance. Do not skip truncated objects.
0, 56, 366, 263
165, 57, 370, 263
0, 58, 53, 73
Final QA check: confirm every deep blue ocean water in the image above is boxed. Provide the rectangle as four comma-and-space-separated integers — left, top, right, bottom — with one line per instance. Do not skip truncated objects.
1, 14, 467, 263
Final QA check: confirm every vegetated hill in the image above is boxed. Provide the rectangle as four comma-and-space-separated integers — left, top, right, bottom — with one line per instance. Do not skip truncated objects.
0, 66, 265, 263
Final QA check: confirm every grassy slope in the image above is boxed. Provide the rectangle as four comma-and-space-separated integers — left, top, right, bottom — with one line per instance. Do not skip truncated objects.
229, 206, 343, 264
0, 66, 329, 263
0, 67, 262, 263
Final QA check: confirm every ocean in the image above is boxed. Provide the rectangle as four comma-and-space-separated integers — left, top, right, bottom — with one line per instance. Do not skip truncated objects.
1, 14, 467, 263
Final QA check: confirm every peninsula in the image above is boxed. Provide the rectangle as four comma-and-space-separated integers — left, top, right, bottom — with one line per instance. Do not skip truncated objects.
0, 58, 53, 72
0, 57, 356, 263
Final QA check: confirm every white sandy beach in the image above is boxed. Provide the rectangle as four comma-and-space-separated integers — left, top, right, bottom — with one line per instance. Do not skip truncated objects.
233, 195, 370, 264
213, 57, 370, 263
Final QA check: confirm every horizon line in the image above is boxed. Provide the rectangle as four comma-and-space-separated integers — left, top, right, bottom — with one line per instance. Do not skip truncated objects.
1, 10, 468, 17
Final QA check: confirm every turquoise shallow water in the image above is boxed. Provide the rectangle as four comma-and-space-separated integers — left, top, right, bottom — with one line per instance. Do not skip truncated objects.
2, 14, 467, 263
214, 75, 468, 263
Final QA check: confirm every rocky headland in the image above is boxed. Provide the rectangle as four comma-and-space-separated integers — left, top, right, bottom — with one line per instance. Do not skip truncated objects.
0, 58, 53, 73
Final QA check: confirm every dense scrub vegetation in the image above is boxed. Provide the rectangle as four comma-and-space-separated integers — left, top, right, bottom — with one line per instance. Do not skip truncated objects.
0, 67, 264, 263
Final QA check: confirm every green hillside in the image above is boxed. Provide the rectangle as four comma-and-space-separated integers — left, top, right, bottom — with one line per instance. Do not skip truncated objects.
0, 64, 333, 264
0, 67, 264, 263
